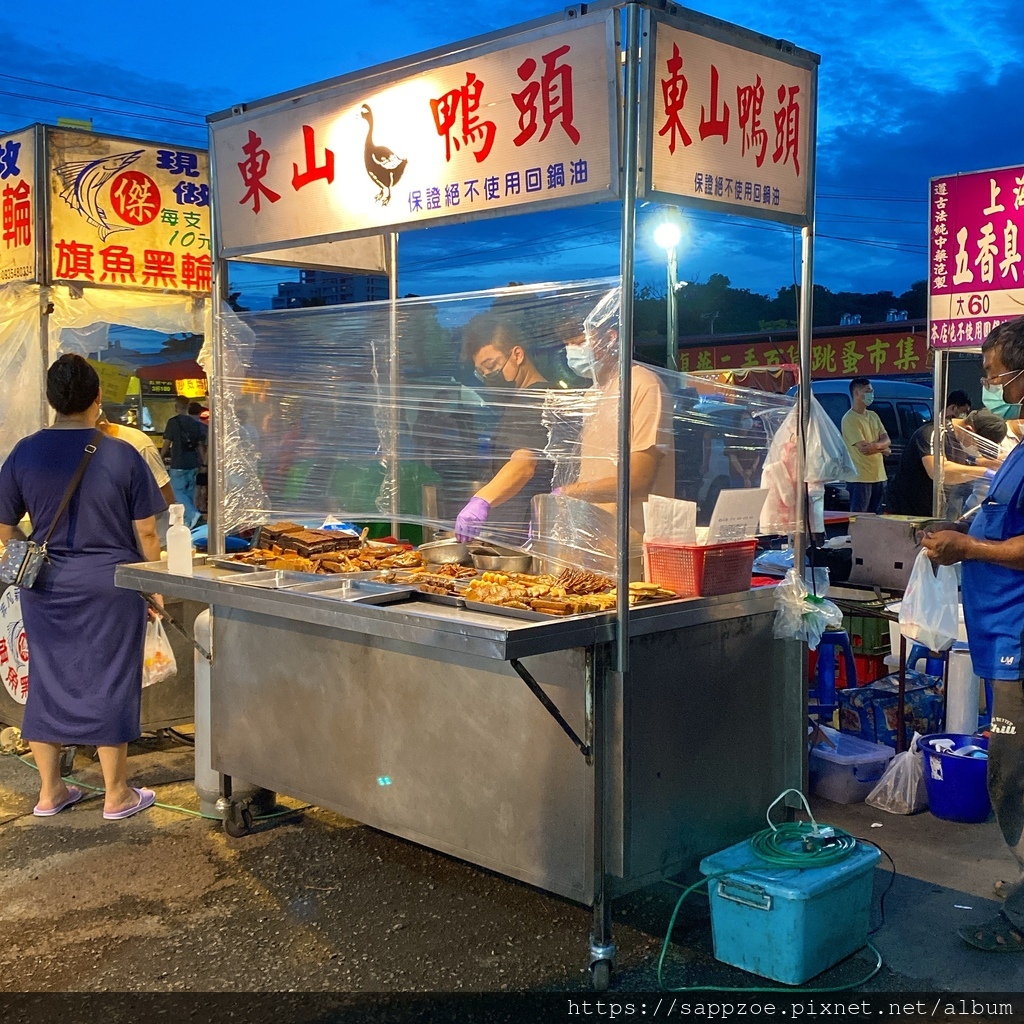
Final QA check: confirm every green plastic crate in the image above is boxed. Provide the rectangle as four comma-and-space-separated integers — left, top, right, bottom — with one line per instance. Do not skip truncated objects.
842, 612, 891, 656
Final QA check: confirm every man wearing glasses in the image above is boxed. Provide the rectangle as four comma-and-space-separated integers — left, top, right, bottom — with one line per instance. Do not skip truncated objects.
456, 314, 553, 545
923, 318, 1024, 954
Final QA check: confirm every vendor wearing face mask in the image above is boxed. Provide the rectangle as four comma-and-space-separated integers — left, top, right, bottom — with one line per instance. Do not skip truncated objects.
556, 289, 674, 534
922, 318, 1024, 954
455, 314, 553, 545
841, 377, 891, 513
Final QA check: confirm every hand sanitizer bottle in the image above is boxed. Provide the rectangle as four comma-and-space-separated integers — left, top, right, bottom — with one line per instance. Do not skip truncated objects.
167, 503, 194, 576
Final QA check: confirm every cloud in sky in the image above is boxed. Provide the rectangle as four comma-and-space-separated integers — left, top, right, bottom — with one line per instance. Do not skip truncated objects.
1, 0, 1022, 309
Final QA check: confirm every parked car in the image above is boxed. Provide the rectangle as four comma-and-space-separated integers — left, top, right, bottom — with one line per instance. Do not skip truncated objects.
787, 378, 934, 509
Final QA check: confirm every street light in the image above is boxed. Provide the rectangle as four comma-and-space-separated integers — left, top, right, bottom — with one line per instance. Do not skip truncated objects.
654, 220, 685, 370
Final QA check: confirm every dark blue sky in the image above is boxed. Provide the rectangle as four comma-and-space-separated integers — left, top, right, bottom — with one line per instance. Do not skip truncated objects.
2, 0, 1021, 310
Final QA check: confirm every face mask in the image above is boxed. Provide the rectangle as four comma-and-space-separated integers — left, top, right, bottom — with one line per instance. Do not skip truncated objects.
982, 382, 1022, 420
862, 391, 874, 407
476, 353, 516, 389
566, 341, 595, 378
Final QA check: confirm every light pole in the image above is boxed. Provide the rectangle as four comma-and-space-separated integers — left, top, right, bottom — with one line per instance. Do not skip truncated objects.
654, 220, 683, 369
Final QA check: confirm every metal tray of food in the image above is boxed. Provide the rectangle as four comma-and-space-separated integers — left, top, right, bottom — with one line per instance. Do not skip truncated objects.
463, 599, 567, 621
287, 579, 416, 605
217, 569, 323, 588
414, 588, 467, 608
209, 556, 267, 572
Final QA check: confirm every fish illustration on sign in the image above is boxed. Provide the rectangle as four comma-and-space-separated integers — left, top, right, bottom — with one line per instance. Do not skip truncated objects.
52, 150, 144, 240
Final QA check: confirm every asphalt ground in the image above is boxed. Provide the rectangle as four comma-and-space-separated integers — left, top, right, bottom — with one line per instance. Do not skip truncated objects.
1, 737, 1022, 1019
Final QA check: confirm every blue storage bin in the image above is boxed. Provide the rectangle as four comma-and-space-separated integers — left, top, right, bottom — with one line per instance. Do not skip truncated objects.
921, 732, 991, 823
699, 836, 881, 985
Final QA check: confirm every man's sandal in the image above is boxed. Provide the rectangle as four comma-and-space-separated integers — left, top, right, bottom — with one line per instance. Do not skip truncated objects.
958, 911, 1024, 952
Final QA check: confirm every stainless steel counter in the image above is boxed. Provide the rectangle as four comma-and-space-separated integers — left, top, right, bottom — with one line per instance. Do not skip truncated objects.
115, 561, 778, 662
114, 558, 802, 952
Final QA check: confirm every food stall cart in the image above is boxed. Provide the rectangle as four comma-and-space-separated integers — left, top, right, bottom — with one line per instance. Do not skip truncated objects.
116, 2, 819, 989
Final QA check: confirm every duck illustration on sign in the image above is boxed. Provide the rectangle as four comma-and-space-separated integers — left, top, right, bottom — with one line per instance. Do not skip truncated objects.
52, 149, 144, 240
360, 105, 407, 206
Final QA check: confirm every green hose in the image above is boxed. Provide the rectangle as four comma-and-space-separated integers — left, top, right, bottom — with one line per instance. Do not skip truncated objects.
657, 789, 883, 993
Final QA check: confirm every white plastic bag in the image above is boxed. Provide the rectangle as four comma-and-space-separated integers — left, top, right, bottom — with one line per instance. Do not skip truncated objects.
143, 618, 177, 687
865, 733, 928, 814
773, 568, 843, 650
899, 550, 959, 652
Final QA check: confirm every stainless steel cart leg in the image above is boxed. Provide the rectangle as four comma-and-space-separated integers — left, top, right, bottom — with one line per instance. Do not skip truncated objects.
588, 650, 616, 991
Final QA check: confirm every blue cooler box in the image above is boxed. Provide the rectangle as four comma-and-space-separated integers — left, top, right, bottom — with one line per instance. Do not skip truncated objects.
699, 837, 881, 985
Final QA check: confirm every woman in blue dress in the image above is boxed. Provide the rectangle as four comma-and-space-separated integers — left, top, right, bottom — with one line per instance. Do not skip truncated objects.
0, 355, 166, 819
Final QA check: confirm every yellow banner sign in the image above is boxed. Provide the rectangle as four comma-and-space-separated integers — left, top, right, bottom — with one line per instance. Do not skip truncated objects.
48, 129, 211, 292
88, 359, 133, 404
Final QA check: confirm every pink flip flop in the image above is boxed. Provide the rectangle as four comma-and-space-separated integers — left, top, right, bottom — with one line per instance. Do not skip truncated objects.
103, 787, 156, 820
33, 785, 84, 817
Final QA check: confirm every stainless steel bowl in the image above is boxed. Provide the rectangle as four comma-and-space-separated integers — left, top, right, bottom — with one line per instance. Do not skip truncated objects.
418, 537, 471, 565
470, 550, 534, 573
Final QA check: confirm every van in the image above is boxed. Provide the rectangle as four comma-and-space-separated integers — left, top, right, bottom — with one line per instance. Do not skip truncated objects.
787, 378, 934, 508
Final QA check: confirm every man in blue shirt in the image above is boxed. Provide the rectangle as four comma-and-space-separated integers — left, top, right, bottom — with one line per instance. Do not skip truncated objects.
923, 317, 1024, 953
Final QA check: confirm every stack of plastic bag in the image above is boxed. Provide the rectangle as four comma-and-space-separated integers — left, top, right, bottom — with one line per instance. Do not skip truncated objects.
772, 567, 843, 650
760, 398, 856, 535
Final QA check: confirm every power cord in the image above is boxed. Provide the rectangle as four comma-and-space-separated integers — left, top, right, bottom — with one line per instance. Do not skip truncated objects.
657, 789, 884, 993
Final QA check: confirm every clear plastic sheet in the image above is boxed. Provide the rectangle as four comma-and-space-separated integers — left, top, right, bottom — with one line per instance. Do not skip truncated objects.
0, 283, 45, 465
935, 412, 1008, 520
215, 279, 793, 574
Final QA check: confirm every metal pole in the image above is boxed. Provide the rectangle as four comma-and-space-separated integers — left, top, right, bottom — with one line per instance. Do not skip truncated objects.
931, 347, 944, 517
615, 3, 641, 676
388, 232, 400, 540
666, 246, 678, 370
794, 226, 814, 570
208, 127, 227, 558
36, 125, 50, 429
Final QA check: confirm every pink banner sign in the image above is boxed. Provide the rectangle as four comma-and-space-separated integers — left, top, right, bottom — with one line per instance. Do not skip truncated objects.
929, 166, 1024, 348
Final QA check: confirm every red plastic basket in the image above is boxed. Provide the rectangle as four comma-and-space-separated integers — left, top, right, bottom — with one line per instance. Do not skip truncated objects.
644, 539, 758, 598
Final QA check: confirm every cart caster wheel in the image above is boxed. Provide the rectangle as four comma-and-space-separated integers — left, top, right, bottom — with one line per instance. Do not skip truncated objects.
224, 803, 253, 837
59, 746, 77, 778
589, 959, 612, 992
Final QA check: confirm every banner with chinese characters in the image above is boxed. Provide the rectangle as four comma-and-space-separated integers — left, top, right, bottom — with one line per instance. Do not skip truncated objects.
47, 128, 211, 293
87, 359, 133, 404
210, 11, 617, 256
0, 586, 29, 706
929, 166, 1024, 348
1, 126, 37, 284
644, 15, 817, 226
678, 329, 930, 378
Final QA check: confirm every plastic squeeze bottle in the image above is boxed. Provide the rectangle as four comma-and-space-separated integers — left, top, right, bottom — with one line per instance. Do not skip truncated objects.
167, 503, 194, 576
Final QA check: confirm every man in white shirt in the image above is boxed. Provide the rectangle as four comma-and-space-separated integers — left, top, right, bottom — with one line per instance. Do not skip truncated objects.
557, 290, 674, 534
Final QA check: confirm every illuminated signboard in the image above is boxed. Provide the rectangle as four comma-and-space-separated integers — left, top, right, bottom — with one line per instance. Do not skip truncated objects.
0, 127, 37, 284
48, 129, 211, 293
645, 14, 818, 226
210, 11, 618, 256
929, 166, 1024, 348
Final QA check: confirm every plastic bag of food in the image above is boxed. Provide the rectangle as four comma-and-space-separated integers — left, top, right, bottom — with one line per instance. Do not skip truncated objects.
143, 618, 177, 688
898, 549, 959, 652
773, 567, 843, 650
866, 733, 928, 814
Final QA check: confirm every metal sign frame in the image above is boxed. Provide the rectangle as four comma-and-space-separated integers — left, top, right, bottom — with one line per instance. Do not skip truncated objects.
41, 123, 212, 297
207, 7, 621, 259
639, 6, 819, 229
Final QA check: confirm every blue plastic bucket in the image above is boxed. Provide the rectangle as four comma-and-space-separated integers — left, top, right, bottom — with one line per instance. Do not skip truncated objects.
921, 732, 991, 823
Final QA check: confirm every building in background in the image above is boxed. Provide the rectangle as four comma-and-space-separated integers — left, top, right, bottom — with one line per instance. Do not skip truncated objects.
272, 270, 390, 309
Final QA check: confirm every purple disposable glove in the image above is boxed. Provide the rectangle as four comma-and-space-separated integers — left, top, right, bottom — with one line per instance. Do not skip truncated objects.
455, 496, 490, 543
